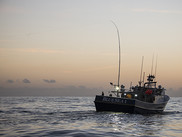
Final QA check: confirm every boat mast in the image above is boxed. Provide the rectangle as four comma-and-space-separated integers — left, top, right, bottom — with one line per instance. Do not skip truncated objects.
139, 56, 144, 86
143, 72, 145, 86
151, 53, 154, 75
154, 54, 158, 82
111, 21, 121, 88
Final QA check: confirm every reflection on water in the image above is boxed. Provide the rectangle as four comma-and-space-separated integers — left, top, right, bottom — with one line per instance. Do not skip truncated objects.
0, 97, 182, 137
94, 113, 166, 136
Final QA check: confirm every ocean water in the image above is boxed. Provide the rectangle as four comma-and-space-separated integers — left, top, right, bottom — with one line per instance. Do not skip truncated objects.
0, 97, 182, 137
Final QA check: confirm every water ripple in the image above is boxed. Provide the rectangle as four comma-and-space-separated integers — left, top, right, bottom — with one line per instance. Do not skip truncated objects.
0, 97, 182, 137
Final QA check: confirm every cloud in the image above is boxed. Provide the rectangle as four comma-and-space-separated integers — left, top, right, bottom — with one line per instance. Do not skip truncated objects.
132, 8, 182, 14
0, 86, 101, 96
21, 49, 64, 54
22, 79, 31, 83
0, 48, 64, 54
6, 80, 14, 83
43, 79, 56, 83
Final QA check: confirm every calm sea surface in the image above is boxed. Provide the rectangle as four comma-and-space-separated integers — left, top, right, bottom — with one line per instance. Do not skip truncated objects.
0, 97, 182, 137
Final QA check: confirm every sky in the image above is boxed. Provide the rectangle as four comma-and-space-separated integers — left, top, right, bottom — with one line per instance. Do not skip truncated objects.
0, 0, 182, 96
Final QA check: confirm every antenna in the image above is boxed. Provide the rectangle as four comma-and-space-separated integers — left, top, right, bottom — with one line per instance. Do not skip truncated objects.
151, 53, 154, 75
154, 54, 158, 81
111, 21, 121, 87
143, 72, 145, 86
130, 82, 132, 91
139, 56, 144, 86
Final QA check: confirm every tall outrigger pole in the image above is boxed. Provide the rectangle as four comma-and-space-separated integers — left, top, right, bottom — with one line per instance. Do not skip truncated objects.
111, 21, 121, 92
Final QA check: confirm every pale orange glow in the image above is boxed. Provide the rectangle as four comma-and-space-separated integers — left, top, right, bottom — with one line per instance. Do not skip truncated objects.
0, 0, 182, 96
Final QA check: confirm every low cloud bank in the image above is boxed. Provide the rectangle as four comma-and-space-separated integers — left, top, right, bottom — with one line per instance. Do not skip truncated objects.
0, 86, 103, 97
166, 88, 182, 97
22, 79, 31, 83
6, 80, 14, 83
43, 79, 56, 83
0, 86, 181, 97
6, 79, 31, 84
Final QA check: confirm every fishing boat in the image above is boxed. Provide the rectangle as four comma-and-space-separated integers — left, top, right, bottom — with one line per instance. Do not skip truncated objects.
94, 22, 170, 114
94, 74, 170, 114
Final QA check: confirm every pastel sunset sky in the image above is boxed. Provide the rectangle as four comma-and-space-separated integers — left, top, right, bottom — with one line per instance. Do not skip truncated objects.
0, 0, 182, 96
